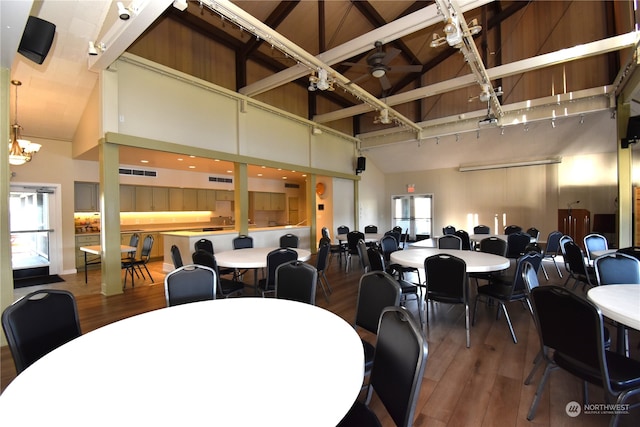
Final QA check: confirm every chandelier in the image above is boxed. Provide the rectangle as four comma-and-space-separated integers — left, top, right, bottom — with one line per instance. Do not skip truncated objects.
9, 80, 41, 166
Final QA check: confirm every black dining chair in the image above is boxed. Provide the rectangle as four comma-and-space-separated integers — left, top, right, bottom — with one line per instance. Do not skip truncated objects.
258, 248, 298, 297
275, 260, 318, 305
164, 264, 216, 307
2, 289, 82, 374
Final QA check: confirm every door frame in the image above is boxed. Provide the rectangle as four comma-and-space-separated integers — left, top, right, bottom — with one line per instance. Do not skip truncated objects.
10, 182, 63, 275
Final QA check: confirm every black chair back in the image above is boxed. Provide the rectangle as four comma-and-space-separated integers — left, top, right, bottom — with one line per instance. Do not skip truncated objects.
194, 238, 214, 254
479, 236, 507, 257
563, 241, 595, 289
192, 250, 244, 299
504, 225, 523, 235
584, 233, 608, 260
526, 227, 540, 241
380, 234, 399, 261
2, 290, 81, 374
438, 234, 462, 250
370, 306, 428, 427
364, 225, 378, 233
337, 225, 350, 235
170, 244, 184, 268
442, 225, 456, 235
233, 234, 253, 249
356, 239, 371, 272
263, 248, 298, 291
506, 232, 531, 258
139, 235, 154, 260
473, 225, 490, 234
279, 233, 299, 248
355, 271, 401, 334
594, 253, 640, 285
347, 231, 364, 255
454, 229, 471, 250
164, 264, 216, 307
424, 254, 468, 303
316, 241, 330, 273
275, 261, 318, 305
367, 246, 386, 272
543, 231, 563, 255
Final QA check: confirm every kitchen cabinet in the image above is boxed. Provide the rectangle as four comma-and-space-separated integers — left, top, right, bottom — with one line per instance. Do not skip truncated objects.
119, 185, 136, 212
135, 186, 169, 211
75, 234, 100, 269
251, 191, 286, 211
197, 189, 217, 211
270, 193, 286, 211
216, 190, 234, 201
74, 182, 99, 212
169, 188, 198, 211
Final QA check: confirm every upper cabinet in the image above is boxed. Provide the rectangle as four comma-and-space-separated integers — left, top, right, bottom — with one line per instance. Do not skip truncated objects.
216, 190, 234, 201
169, 188, 198, 211
74, 182, 99, 212
120, 185, 136, 212
250, 192, 286, 211
197, 189, 217, 211
135, 186, 169, 211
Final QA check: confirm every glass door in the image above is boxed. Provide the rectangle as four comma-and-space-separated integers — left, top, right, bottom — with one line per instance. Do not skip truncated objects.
10, 187, 54, 275
392, 194, 433, 241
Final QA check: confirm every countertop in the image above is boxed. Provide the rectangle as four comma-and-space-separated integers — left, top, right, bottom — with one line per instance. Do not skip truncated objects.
161, 225, 308, 237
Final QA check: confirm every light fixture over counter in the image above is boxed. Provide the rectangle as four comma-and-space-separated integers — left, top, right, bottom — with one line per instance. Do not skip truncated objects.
9, 80, 41, 166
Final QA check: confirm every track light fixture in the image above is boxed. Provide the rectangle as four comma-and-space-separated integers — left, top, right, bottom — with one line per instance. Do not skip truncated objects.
374, 109, 391, 125
172, 0, 188, 11
87, 41, 105, 56
429, 33, 446, 48
117, 2, 131, 20
308, 69, 334, 92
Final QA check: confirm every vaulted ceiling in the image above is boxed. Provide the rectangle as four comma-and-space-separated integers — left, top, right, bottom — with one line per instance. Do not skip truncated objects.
3, 0, 640, 174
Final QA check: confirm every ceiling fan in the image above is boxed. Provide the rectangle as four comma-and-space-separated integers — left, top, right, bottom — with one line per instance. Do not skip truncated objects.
341, 41, 422, 91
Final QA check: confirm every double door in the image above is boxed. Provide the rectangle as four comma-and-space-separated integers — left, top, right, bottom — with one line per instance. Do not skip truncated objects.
392, 194, 433, 240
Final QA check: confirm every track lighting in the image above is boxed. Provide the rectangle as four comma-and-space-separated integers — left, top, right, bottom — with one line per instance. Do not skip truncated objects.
88, 41, 105, 56
117, 2, 131, 20
172, 0, 188, 11
467, 19, 482, 36
430, 33, 446, 48
308, 69, 334, 92
88, 41, 98, 56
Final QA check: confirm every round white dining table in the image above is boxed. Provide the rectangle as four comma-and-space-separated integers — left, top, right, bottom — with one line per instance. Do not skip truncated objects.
336, 232, 384, 243
590, 249, 618, 259
0, 298, 364, 427
587, 284, 640, 331
214, 246, 311, 269
390, 248, 510, 273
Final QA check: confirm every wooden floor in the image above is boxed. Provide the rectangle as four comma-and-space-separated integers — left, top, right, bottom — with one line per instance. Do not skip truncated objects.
2, 254, 639, 426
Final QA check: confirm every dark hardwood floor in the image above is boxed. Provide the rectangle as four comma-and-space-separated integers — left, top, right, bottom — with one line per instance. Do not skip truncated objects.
2, 253, 639, 426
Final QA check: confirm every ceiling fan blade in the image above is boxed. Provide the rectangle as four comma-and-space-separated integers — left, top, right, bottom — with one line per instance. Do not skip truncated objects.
381, 47, 401, 65
347, 73, 371, 86
379, 75, 391, 91
341, 62, 370, 69
386, 64, 423, 73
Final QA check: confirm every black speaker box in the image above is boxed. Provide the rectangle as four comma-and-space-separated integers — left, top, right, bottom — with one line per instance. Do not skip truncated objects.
623, 115, 640, 148
18, 16, 56, 65
356, 156, 366, 174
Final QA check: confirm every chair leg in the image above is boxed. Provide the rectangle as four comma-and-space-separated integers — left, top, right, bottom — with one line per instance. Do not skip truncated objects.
318, 274, 330, 303
500, 303, 517, 343
465, 303, 470, 348
524, 350, 543, 385
541, 263, 549, 281
553, 259, 562, 278
142, 264, 153, 282
527, 363, 554, 421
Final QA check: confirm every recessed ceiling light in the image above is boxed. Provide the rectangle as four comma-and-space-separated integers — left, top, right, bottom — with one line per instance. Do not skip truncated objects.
214, 159, 220, 162
226, 170, 233, 173
277, 168, 282, 171
291, 170, 296, 173
189, 165, 196, 169
282, 176, 287, 180
257, 173, 263, 177
302, 174, 307, 177
261, 165, 266, 169
189, 155, 196, 158
140, 160, 149, 163
177, 158, 184, 161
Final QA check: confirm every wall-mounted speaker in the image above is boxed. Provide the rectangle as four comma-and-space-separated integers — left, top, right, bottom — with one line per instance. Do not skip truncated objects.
356, 156, 366, 174
18, 16, 56, 65
622, 115, 640, 149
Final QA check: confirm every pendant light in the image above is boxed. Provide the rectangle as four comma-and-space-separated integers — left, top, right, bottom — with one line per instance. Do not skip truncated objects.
9, 80, 41, 166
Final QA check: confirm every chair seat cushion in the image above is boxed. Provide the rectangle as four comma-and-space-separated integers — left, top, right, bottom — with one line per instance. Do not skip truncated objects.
337, 401, 382, 427
554, 350, 640, 391
477, 282, 525, 300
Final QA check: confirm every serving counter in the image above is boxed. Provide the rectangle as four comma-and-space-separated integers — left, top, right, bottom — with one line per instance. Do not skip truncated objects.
161, 226, 311, 272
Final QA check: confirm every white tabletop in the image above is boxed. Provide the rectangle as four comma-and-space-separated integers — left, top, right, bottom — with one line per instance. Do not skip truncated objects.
410, 238, 436, 248
590, 249, 618, 258
215, 247, 311, 269
470, 234, 509, 242
79, 244, 137, 255
336, 232, 384, 243
0, 298, 364, 427
391, 248, 510, 273
587, 284, 640, 331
